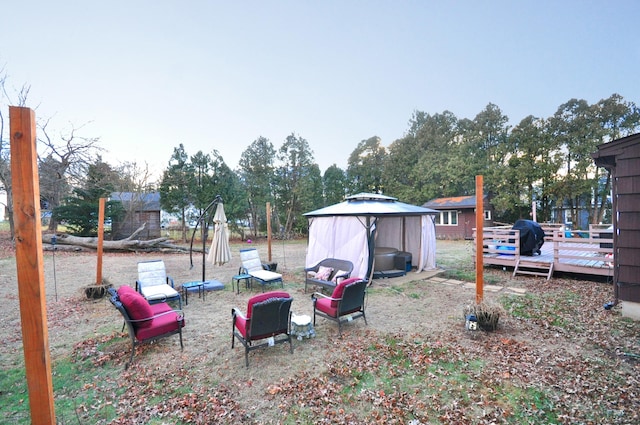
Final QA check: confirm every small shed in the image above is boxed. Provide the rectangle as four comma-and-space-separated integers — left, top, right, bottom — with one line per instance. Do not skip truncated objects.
423, 195, 494, 240
110, 192, 162, 240
304, 193, 438, 280
592, 133, 640, 320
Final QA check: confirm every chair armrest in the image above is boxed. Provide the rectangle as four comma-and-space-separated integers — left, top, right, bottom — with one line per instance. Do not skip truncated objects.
231, 307, 247, 321
311, 292, 339, 302
304, 266, 318, 273
127, 309, 184, 324
135, 280, 141, 292
167, 276, 175, 288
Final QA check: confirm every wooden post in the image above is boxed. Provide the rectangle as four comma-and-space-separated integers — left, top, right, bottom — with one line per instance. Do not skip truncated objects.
266, 202, 272, 262
475, 175, 484, 304
96, 197, 105, 285
10, 106, 56, 424
532, 200, 537, 222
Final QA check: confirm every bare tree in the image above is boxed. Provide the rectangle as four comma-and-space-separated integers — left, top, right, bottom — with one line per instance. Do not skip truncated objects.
38, 119, 103, 231
0, 65, 31, 239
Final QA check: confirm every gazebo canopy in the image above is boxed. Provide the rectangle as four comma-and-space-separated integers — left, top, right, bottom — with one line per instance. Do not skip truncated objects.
304, 192, 439, 217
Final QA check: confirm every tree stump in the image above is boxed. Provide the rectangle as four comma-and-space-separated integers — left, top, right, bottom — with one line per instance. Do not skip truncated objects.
84, 282, 113, 300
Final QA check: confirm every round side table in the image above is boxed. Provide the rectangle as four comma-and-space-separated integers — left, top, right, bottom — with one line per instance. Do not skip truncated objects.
291, 314, 315, 340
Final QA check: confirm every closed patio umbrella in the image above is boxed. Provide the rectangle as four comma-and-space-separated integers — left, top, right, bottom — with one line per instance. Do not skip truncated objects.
207, 202, 232, 267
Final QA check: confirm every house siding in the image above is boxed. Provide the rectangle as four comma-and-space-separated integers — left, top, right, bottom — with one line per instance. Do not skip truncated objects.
593, 133, 640, 318
424, 196, 494, 240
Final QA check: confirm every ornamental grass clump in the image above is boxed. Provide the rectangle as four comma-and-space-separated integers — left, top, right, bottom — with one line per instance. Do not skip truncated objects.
463, 301, 504, 331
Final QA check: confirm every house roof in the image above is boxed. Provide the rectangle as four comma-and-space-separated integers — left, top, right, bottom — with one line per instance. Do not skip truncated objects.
304, 192, 438, 217
423, 195, 488, 210
592, 132, 640, 169
110, 192, 161, 211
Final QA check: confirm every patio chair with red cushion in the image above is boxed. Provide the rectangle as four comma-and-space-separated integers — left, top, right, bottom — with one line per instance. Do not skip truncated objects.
231, 291, 293, 367
109, 285, 185, 368
311, 277, 368, 336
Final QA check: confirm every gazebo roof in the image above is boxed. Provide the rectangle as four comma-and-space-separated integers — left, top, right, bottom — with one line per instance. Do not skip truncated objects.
304, 192, 438, 217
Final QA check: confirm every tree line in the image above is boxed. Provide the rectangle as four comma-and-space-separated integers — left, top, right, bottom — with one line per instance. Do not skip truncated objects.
2, 65, 639, 240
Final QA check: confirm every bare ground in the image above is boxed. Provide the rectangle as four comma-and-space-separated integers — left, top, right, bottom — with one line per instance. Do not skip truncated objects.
1, 238, 639, 424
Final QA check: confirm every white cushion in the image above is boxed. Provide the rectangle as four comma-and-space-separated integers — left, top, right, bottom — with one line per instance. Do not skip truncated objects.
138, 261, 168, 288
240, 249, 265, 273
140, 284, 179, 300
250, 269, 282, 281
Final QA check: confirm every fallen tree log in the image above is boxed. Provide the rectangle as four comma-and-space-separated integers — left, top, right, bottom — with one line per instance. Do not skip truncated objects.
41, 223, 196, 253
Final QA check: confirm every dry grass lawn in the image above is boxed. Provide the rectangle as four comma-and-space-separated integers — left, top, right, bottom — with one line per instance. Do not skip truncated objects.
1, 238, 639, 424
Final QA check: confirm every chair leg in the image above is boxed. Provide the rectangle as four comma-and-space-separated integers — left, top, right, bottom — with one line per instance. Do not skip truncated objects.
127, 340, 136, 369
179, 328, 184, 350
245, 347, 249, 368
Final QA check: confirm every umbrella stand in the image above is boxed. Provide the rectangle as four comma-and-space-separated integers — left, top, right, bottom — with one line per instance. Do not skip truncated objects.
189, 195, 223, 282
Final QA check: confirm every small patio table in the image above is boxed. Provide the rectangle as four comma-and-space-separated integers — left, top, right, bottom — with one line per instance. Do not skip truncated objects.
231, 273, 252, 294
182, 281, 205, 305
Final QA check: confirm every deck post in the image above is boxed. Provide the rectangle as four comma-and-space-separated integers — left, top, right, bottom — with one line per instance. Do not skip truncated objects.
476, 175, 484, 304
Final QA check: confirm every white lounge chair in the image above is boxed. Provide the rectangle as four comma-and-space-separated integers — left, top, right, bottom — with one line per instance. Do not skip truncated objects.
239, 248, 283, 291
136, 260, 182, 308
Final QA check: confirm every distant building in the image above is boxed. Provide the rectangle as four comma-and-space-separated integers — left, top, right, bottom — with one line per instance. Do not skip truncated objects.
110, 192, 161, 240
423, 195, 494, 240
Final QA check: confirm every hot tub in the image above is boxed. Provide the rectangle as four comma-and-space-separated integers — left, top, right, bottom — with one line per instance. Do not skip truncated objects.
374, 247, 398, 271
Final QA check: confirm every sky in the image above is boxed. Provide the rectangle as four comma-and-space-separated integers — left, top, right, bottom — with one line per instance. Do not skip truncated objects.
2, 1, 639, 180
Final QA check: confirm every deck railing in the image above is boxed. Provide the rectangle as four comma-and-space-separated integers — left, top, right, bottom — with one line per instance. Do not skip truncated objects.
474, 223, 614, 276
473, 226, 520, 259
551, 224, 613, 265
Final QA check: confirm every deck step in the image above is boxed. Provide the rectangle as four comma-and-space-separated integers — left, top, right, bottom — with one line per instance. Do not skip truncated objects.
513, 259, 554, 280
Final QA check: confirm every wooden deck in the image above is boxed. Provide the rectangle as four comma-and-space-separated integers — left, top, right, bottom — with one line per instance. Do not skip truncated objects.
475, 224, 614, 280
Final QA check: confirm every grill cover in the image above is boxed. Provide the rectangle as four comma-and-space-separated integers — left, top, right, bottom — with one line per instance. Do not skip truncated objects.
512, 220, 545, 256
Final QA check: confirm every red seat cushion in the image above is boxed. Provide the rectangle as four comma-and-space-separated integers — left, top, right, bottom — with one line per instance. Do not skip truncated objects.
118, 286, 154, 328
117, 285, 136, 296
150, 303, 173, 315
315, 297, 337, 318
135, 310, 184, 341
234, 315, 249, 338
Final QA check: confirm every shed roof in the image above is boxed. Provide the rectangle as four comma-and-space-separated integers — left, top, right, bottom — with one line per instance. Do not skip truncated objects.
423, 195, 488, 209
304, 192, 438, 217
110, 192, 160, 211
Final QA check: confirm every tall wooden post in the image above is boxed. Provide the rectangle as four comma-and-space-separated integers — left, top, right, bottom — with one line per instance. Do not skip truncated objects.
266, 202, 272, 262
96, 197, 105, 285
475, 175, 484, 304
10, 106, 56, 424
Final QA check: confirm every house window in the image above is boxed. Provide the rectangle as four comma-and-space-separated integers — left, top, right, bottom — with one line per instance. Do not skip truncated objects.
436, 210, 458, 226
484, 210, 492, 221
